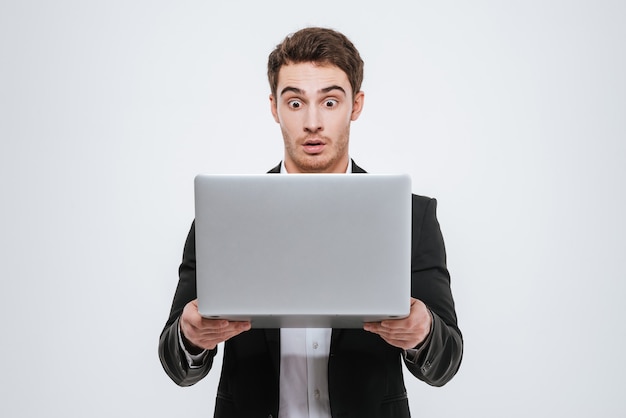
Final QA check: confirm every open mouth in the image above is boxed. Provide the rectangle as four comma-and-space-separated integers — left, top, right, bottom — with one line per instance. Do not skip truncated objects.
303, 139, 325, 154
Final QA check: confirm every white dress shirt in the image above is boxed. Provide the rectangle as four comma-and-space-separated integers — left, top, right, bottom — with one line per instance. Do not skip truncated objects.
279, 328, 332, 418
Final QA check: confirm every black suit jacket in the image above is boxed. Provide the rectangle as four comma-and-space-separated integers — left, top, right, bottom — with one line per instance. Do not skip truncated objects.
159, 161, 463, 418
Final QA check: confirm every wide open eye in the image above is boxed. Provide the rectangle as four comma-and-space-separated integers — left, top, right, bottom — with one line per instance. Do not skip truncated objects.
324, 99, 338, 108
288, 99, 302, 109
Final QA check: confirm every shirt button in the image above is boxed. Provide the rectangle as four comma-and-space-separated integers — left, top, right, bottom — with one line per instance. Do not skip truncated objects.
312, 342, 319, 349
314, 389, 320, 399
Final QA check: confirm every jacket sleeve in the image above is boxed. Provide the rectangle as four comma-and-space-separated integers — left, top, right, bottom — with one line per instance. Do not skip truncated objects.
158, 221, 218, 386
404, 196, 463, 386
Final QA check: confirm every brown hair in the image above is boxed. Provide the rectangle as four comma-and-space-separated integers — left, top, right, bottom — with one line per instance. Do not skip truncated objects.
267, 27, 364, 98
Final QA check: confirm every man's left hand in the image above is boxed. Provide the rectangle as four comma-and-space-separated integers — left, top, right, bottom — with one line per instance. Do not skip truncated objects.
364, 298, 432, 350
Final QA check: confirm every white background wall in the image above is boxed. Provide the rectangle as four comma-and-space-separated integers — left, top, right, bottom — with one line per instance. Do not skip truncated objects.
1, 1, 624, 416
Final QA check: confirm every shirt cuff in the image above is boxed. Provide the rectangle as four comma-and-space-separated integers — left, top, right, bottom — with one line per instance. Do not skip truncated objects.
178, 322, 208, 368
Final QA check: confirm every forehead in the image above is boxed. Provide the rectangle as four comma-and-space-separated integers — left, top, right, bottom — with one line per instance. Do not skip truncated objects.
277, 62, 352, 95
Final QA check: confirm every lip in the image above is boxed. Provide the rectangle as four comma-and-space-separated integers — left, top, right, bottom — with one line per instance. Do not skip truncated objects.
302, 138, 326, 154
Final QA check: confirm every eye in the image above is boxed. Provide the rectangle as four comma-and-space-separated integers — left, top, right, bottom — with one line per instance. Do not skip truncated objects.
288, 100, 302, 109
324, 99, 338, 108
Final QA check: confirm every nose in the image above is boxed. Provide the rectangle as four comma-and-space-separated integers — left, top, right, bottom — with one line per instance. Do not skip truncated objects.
303, 106, 323, 133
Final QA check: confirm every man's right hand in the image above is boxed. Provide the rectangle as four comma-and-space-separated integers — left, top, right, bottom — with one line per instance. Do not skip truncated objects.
180, 299, 251, 352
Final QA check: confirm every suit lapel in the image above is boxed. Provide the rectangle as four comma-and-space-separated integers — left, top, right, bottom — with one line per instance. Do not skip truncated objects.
268, 163, 281, 174
351, 160, 367, 173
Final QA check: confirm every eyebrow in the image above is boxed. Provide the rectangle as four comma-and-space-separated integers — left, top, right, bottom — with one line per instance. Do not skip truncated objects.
279, 85, 347, 97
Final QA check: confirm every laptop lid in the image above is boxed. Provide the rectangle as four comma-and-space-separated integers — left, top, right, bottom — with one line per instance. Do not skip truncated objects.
194, 173, 412, 328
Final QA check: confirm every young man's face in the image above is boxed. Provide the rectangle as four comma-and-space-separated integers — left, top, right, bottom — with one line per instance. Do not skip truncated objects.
270, 62, 364, 173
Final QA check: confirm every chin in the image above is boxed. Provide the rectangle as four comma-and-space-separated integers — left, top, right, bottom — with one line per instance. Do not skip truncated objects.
300, 158, 338, 173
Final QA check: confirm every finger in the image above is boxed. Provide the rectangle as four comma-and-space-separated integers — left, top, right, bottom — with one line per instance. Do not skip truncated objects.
193, 320, 250, 337
379, 320, 412, 330
192, 322, 251, 348
200, 324, 251, 346
364, 323, 428, 347
196, 318, 230, 331
365, 321, 413, 333
368, 328, 419, 341
184, 321, 224, 340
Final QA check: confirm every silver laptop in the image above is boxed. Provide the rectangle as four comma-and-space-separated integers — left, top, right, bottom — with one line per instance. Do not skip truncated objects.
194, 173, 412, 328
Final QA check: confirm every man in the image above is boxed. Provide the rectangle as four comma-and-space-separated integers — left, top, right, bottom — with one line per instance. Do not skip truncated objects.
159, 27, 463, 417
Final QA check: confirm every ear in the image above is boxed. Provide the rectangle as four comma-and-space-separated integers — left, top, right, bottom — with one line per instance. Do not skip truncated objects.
350, 91, 365, 121
270, 94, 280, 123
